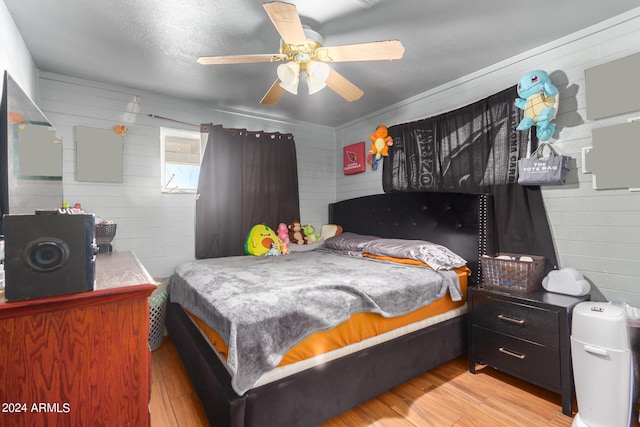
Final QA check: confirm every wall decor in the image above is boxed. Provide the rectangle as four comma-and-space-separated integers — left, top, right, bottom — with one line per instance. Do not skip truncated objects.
343, 141, 366, 175
585, 121, 640, 189
17, 123, 62, 177
75, 126, 123, 183
514, 70, 558, 141
586, 52, 640, 120
367, 125, 393, 171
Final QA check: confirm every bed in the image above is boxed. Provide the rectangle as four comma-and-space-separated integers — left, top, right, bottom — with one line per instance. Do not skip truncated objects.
166, 191, 489, 427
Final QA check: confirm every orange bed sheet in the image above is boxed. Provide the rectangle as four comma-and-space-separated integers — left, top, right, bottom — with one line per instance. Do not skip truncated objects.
186, 266, 469, 368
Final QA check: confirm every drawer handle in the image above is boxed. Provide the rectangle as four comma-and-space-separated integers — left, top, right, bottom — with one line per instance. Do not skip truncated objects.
498, 314, 525, 325
499, 347, 526, 360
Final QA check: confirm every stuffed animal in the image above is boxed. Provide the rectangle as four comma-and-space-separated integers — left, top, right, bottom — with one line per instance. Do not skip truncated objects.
245, 224, 282, 256
302, 224, 321, 244
367, 125, 393, 171
276, 222, 290, 245
288, 220, 306, 245
265, 242, 281, 256
514, 70, 558, 141
320, 224, 343, 241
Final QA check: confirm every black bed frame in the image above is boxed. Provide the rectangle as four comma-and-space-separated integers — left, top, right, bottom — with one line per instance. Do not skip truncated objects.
166, 191, 489, 427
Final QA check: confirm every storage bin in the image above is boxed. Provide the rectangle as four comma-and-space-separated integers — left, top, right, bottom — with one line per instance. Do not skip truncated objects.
481, 253, 545, 293
95, 223, 117, 245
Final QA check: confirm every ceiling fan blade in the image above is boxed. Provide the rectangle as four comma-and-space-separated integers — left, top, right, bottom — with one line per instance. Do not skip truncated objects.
263, 2, 307, 46
325, 68, 364, 102
260, 79, 286, 105
317, 40, 405, 62
197, 54, 286, 65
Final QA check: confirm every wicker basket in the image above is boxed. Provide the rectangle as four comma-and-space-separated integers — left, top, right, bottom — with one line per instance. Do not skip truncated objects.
481, 253, 545, 293
95, 223, 117, 245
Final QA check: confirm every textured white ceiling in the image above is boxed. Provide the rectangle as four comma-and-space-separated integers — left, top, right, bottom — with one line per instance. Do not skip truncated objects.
4, 0, 639, 127
291, 0, 380, 24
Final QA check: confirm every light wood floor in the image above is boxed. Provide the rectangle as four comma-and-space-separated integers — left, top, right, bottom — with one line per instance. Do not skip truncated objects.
150, 337, 578, 426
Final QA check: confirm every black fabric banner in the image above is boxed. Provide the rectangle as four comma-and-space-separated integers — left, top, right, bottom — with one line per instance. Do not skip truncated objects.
383, 86, 558, 273
383, 86, 526, 192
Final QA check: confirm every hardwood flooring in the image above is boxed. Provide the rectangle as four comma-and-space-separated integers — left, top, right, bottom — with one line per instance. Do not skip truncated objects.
150, 337, 209, 426
150, 337, 578, 426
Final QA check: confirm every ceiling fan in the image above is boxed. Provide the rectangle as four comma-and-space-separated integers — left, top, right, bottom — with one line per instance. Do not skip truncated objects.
197, 1, 405, 105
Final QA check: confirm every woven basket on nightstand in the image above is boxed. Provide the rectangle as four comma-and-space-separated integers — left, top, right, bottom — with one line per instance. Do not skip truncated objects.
481, 253, 545, 293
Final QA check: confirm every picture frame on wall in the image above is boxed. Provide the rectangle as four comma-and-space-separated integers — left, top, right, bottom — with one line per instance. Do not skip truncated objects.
343, 141, 366, 175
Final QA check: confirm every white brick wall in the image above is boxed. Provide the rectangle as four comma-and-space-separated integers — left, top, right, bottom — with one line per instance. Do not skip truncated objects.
37, 73, 335, 278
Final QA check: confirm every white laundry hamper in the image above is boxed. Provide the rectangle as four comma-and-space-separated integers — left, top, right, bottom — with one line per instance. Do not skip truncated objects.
571, 302, 633, 427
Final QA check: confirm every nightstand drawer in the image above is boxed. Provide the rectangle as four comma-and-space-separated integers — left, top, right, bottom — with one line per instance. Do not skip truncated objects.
472, 292, 559, 348
473, 326, 561, 392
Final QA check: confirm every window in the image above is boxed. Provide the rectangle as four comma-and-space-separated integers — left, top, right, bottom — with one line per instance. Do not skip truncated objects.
160, 127, 205, 193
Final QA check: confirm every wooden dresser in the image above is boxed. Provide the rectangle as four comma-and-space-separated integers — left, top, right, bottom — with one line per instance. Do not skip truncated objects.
0, 251, 156, 426
468, 286, 589, 416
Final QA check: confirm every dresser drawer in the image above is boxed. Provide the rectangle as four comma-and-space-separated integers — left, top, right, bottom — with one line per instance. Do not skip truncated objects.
473, 326, 561, 392
472, 292, 559, 348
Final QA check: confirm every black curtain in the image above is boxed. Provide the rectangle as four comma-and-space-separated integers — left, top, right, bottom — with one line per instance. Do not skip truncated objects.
383, 86, 558, 273
195, 124, 300, 259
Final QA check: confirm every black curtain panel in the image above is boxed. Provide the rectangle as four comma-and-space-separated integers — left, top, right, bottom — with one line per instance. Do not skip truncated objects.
383, 86, 558, 273
487, 183, 558, 274
195, 124, 300, 259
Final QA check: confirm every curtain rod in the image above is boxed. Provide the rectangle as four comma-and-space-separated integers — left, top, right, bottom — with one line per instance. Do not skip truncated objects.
147, 114, 242, 135
148, 113, 200, 127
148, 114, 293, 138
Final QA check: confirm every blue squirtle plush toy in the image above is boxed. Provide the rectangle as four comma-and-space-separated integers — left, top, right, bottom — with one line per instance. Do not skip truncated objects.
514, 70, 558, 141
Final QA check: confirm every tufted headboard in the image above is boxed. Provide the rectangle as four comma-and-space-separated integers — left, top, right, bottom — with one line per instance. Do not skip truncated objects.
329, 192, 490, 286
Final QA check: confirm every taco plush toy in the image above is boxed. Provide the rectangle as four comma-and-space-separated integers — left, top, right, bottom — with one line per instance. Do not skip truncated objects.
367, 125, 393, 171
514, 70, 558, 141
245, 224, 282, 256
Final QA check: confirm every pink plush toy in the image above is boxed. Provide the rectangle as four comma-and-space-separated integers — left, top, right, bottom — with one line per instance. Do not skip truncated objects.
277, 222, 290, 245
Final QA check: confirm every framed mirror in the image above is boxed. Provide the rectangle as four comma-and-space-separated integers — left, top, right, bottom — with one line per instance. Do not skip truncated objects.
1, 71, 63, 222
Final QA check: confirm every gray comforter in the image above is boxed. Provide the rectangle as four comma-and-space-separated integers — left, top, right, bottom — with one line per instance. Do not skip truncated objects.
169, 250, 462, 395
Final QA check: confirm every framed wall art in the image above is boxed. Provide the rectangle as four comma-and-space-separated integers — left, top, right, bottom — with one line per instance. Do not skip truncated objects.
343, 141, 366, 175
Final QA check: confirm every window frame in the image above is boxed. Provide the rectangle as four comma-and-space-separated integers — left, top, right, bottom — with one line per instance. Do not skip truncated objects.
160, 127, 205, 194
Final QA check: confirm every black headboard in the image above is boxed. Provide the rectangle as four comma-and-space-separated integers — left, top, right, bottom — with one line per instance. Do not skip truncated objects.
329, 192, 489, 286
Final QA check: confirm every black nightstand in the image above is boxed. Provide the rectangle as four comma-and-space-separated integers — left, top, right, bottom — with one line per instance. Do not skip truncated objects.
468, 286, 589, 416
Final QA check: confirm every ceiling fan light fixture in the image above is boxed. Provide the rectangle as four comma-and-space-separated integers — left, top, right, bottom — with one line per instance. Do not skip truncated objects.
277, 62, 300, 94
200, 2, 404, 105
306, 61, 330, 95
